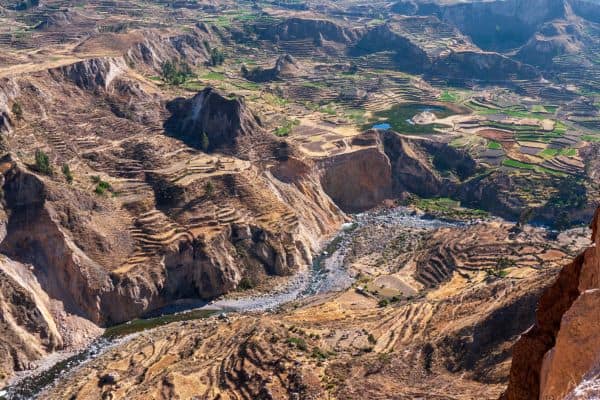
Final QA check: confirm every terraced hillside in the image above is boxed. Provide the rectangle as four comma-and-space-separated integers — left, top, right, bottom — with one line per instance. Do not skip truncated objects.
40, 209, 593, 399
0, 0, 598, 397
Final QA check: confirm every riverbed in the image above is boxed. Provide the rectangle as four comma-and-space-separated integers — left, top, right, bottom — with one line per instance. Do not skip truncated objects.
1, 207, 454, 400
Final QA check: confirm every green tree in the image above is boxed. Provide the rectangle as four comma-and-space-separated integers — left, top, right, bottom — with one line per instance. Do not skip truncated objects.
161, 60, 194, 85
11, 102, 23, 120
34, 149, 52, 174
209, 48, 225, 66
555, 211, 571, 232
204, 180, 214, 197
201, 131, 210, 152
62, 163, 73, 184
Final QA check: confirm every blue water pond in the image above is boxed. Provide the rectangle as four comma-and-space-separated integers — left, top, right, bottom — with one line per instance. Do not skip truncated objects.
372, 123, 391, 130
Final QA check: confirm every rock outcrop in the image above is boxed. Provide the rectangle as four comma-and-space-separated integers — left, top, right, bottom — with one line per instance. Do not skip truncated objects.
428, 51, 540, 83
381, 131, 476, 196
319, 146, 393, 212
51, 57, 127, 91
318, 130, 476, 212
260, 17, 360, 44
0, 256, 62, 386
242, 54, 303, 82
392, 0, 566, 51
515, 21, 586, 69
350, 23, 430, 73
164, 87, 264, 153
503, 207, 600, 399
318, 130, 477, 212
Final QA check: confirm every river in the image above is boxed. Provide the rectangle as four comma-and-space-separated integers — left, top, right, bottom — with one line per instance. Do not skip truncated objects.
1, 207, 454, 400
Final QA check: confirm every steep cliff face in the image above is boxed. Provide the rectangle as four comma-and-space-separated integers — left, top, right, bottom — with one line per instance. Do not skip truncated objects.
123, 30, 211, 71
428, 51, 540, 83
319, 146, 393, 212
0, 78, 19, 135
0, 160, 116, 324
503, 207, 600, 400
381, 131, 476, 197
260, 17, 361, 44
0, 257, 61, 386
401, 0, 566, 51
317, 131, 476, 212
164, 87, 264, 154
51, 58, 127, 92
350, 24, 431, 73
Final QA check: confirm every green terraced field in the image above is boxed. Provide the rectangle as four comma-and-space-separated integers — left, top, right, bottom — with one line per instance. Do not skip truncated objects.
364, 103, 455, 134
487, 141, 502, 150
502, 159, 566, 177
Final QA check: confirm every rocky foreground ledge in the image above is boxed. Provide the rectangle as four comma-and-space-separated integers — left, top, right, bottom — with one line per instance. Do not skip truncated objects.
504, 207, 600, 400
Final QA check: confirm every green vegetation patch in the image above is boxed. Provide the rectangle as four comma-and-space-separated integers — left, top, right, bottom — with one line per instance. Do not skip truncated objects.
440, 90, 459, 103
33, 149, 52, 175
200, 71, 225, 81
161, 60, 195, 85
364, 103, 454, 134
539, 148, 577, 158
502, 159, 566, 177
320, 103, 337, 116
274, 119, 300, 137
487, 140, 502, 150
582, 134, 600, 143
414, 197, 488, 221
286, 337, 308, 351
104, 309, 216, 339
91, 175, 112, 195
345, 108, 367, 125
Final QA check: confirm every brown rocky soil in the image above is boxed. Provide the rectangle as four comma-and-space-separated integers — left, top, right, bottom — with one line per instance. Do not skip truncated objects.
39, 214, 592, 399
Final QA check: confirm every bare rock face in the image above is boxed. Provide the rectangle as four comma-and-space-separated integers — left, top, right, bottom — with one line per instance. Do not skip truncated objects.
51, 58, 127, 92
318, 132, 393, 212
0, 160, 115, 324
318, 130, 477, 212
260, 17, 360, 44
381, 131, 476, 197
164, 87, 264, 153
503, 207, 600, 399
0, 78, 19, 135
243, 54, 302, 82
0, 257, 62, 386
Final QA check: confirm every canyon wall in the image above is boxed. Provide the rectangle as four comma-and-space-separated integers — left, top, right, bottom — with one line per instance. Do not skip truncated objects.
503, 207, 600, 399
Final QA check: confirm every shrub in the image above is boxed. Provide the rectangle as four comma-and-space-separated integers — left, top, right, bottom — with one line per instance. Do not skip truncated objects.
62, 164, 73, 184
378, 299, 389, 308
495, 257, 515, 271
34, 149, 52, 174
209, 48, 225, 66
274, 119, 300, 137
161, 60, 194, 85
93, 178, 111, 195
12, 102, 23, 120
237, 277, 254, 291
286, 337, 307, 351
204, 181, 214, 197
311, 347, 329, 361
367, 334, 377, 345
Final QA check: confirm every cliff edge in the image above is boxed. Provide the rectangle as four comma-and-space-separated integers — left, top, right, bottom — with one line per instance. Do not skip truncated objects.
503, 207, 600, 399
